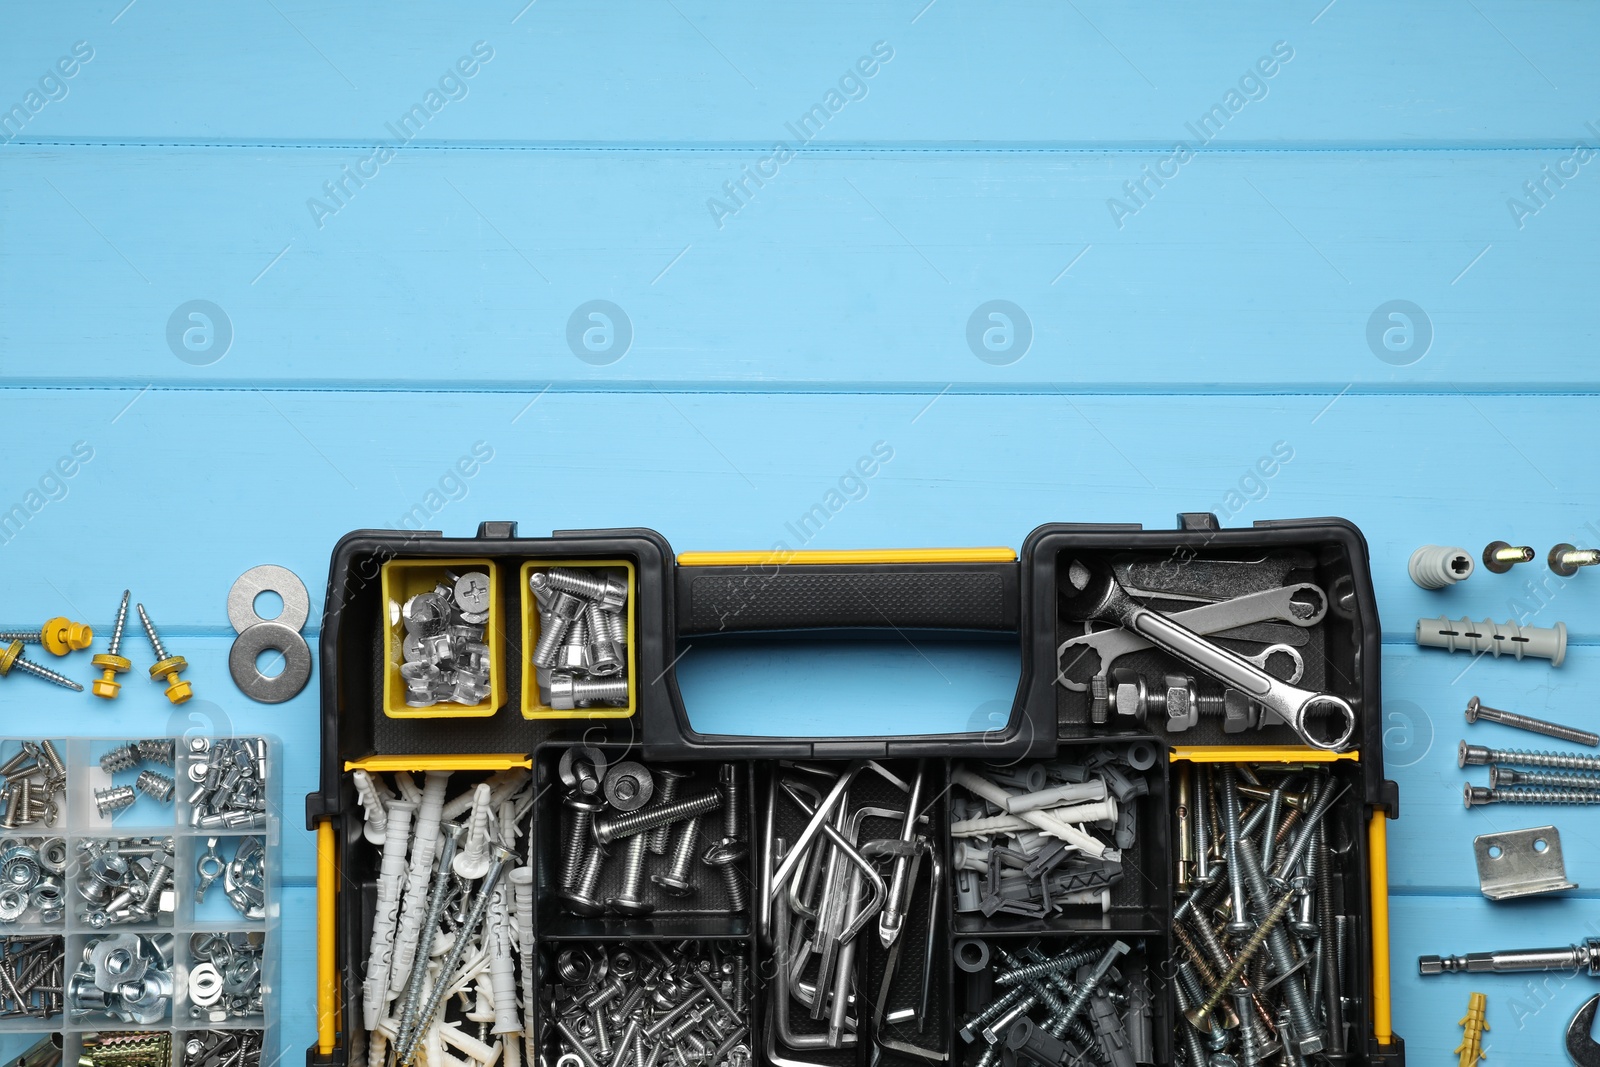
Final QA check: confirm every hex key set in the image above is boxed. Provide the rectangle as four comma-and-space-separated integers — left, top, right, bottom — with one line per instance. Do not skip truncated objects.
309, 514, 1402, 1067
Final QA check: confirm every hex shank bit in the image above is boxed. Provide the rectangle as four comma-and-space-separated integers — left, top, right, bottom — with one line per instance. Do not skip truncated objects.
1420, 937, 1600, 976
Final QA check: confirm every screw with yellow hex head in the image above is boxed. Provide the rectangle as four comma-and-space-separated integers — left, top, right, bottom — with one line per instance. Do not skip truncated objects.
90, 591, 133, 700
136, 602, 192, 704
0, 617, 94, 656
1457, 990, 1489, 1067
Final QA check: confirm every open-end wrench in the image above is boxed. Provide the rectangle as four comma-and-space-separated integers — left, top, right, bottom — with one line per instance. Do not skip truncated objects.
1059, 558, 1355, 751
1569, 995, 1600, 1066
1057, 582, 1328, 692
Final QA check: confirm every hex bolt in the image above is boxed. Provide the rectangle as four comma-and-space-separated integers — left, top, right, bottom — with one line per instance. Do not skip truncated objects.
609, 832, 654, 916
702, 839, 748, 912
593, 791, 722, 847
1490, 766, 1600, 791
1464, 785, 1600, 807
0, 641, 83, 692
135, 771, 175, 804
91, 591, 133, 700
560, 795, 604, 890
1483, 542, 1536, 573
652, 816, 701, 897
1549, 543, 1600, 576
136, 604, 192, 704
1465, 695, 1599, 747
94, 786, 136, 817
647, 769, 690, 855
1459, 741, 1600, 772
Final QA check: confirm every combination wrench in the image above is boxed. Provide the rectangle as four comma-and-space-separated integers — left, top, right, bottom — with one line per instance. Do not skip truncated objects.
1058, 558, 1356, 751
1057, 582, 1328, 692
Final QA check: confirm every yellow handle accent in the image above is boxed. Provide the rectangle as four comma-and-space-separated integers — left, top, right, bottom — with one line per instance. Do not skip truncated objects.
677, 547, 1016, 566
344, 754, 533, 773
1168, 745, 1360, 764
1368, 810, 1394, 1045
317, 819, 337, 1057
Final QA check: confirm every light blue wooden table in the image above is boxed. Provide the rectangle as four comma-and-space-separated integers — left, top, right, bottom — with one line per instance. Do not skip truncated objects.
4, 2, 1599, 1062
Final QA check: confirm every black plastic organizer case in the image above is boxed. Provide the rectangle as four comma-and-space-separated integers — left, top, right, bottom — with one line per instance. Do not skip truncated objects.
307, 514, 1404, 1067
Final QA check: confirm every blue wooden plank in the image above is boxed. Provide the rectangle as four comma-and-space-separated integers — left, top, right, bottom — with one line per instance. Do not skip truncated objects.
2, 148, 1598, 388
0, 2, 1595, 147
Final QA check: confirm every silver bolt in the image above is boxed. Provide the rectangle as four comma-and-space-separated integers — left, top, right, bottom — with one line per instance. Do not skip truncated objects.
1549, 543, 1600, 576
1459, 741, 1600, 772
560, 795, 603, 890
550, 674, 628, 711
545, 567, 628, 611
1465, 695, 1599, 747
1464, 785, 1600, 807
1219, 768, 1252, 936
594, 791, 722, 847
702, 839, 748, 912
647, 770, 690, 855
652, 817, 701, 897
608, 832, 653, 916
1490, 765, 1600, 790
560, 844, 609, 916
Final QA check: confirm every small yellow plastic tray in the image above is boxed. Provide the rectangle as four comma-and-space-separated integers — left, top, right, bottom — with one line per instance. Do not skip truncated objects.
520, 559, 636, 719
380, 558, 504, 718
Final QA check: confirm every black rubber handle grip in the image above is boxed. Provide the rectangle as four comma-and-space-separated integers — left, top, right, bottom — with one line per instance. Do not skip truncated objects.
675, 562, 1019, 635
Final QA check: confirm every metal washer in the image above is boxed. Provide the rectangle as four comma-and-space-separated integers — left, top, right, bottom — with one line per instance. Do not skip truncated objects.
229, 621, 312, 704
228, 565, 310, 634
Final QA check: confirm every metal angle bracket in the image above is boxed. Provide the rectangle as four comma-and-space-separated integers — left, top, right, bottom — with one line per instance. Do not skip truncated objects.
1474, 825, 1578, 901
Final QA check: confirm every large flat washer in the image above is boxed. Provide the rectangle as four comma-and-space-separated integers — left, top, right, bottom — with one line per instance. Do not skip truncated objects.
228, 565, 310, 634
229, 621, 312, 704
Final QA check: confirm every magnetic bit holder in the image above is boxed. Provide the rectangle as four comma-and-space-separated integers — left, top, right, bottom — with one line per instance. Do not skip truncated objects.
1473, 825, 1577, 901
1415, 615, 1567, 666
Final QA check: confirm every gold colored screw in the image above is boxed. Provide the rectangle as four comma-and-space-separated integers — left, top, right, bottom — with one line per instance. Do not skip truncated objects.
1183, 886, 1299, 1033
1457, 991, 1488, 1067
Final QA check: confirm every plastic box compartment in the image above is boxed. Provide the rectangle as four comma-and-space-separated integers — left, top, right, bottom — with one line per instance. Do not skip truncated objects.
948, 740, 1170, 938
0, 736, 278, 1067
379, 558, 504, 719
519, 560, 638, 720
530, 744, 754, 940
756, 757, 951, 1067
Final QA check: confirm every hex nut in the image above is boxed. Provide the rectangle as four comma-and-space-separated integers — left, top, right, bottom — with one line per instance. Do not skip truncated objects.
1222, 689, 1257, 734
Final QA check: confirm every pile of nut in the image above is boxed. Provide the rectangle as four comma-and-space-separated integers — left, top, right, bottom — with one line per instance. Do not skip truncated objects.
530, 566, 629, 710
548, 943, 749, 1067
399, 570, 494, 708
183, 1030, 262, 1067
196, 835, 266, 919
94, 739, 176, 818
188, 931, 264, 1020
0, 838, 67, 924
0, 739, 66, 828
950, 749, 1147, 920
75, 837, 176, 928
186, 736, 268, 831
68, 932, 173, 1023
